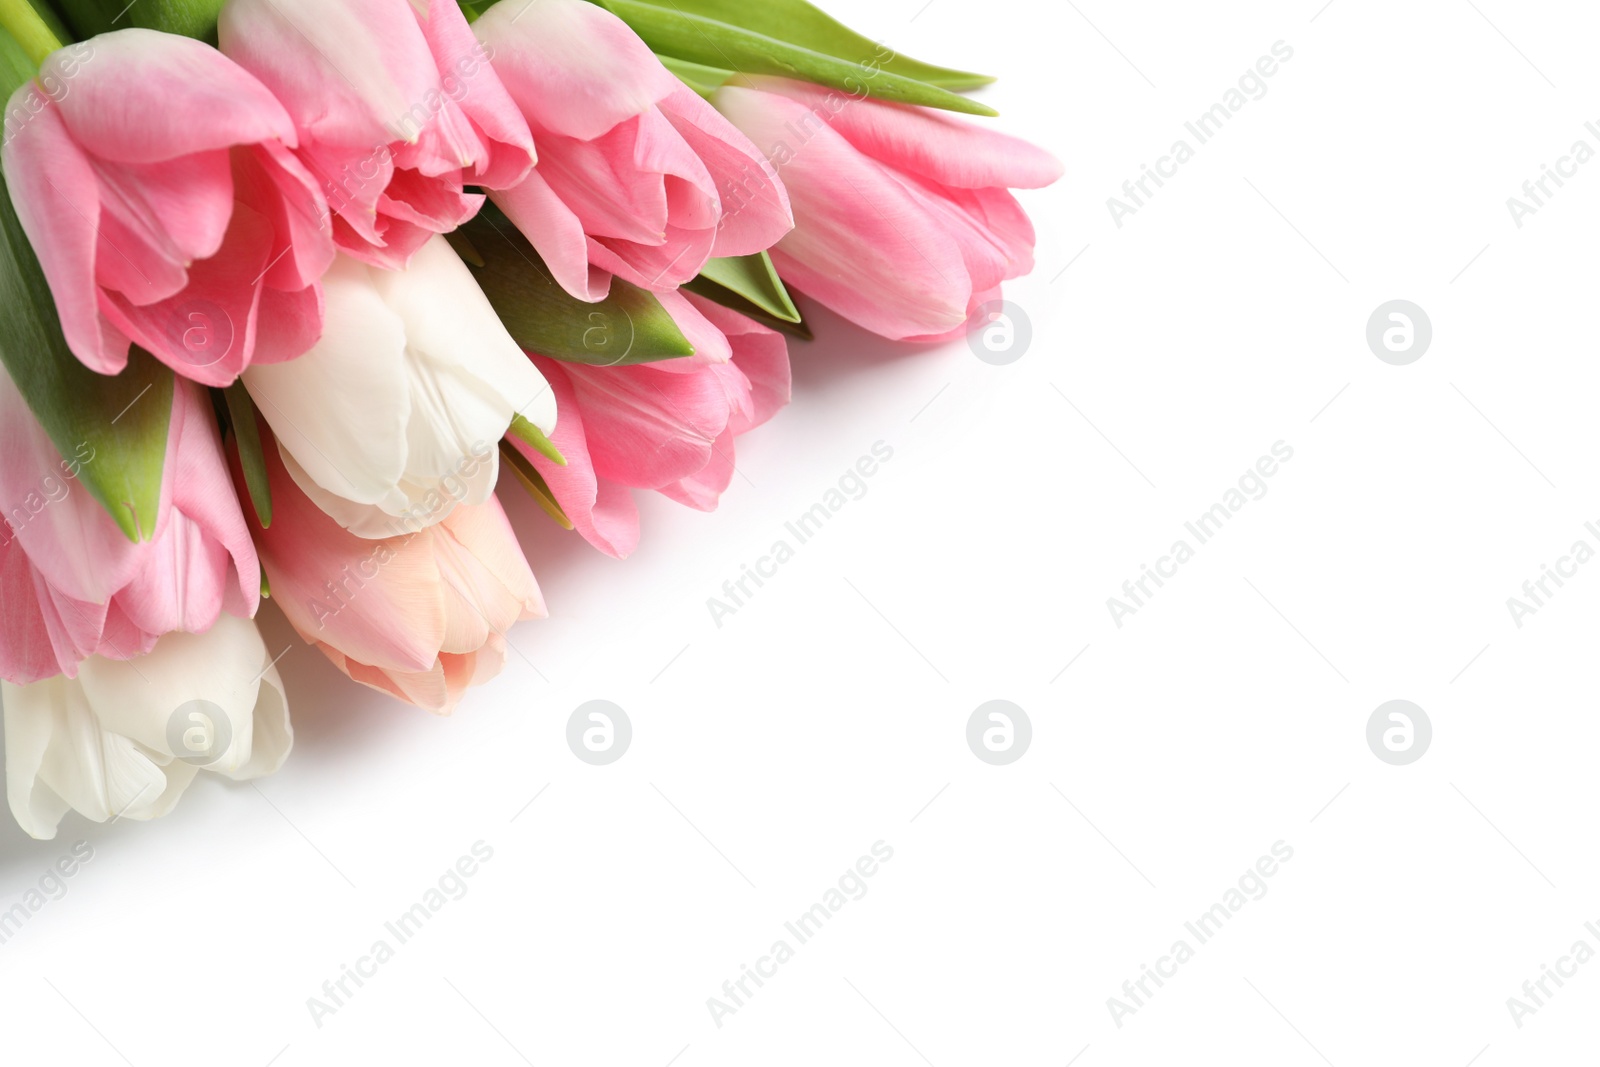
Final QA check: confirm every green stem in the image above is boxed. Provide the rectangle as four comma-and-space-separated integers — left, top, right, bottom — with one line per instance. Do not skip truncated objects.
0, 0, 61, 67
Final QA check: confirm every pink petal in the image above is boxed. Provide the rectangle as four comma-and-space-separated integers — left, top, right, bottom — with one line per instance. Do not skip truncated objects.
434, 498, 545, 645
714, 84, 972, 340
113, 379, 260, 634
515, 359, 640, 559
93, 149, 235, 269
1, 97, 131, 373
589, 223, 715, 293
219, 0, 429, 150
0, 537, 62, 684
658, 85, 792, 257
252, 282, 324, 365
535, 121, 670, 245
559, 360, 732, 490
241, 432, 448, 674
473, 0, 679, 141
101, 199, 274, 386
491, 172, 610, 302
752, 77, 1063, 191
657, 428, 736, 512
235, 141, 335, 292
52, 29, 295, 164
415, 0, 536, 189
684, 294, 791, 432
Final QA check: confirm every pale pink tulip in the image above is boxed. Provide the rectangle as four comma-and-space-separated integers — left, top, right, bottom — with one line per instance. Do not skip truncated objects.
0, 371, 260, 685
219, 0, 535, 271
515, 293, 790, 557
713, 77, 1063, 341
1, 29, 335, 386
242, 430, 542, 714
473, 0, 792, 300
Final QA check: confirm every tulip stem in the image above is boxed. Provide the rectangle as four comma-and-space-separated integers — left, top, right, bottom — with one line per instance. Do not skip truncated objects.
0, 0, 60, 67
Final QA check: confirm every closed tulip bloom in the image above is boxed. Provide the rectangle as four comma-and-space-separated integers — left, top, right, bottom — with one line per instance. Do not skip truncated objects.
473, 0, 792, 300
219, 0, 535, 270
3, 613, 292, 839
0, 369, 260, 685
241, 431, 543, 714
244, 235, 556, 539
515, 293, 790, 558
713, 77, 1063, 341
1, 30, 335, 385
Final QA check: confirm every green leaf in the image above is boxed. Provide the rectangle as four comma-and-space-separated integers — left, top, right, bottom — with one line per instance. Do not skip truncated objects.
629, 0, 992, 90
224, 382, 271, 528
0, 17, 38, 100
592, 0, 996, 116
508, 414, 565, 467
657, 54, 733, 98
499, 440, 573, 530
0, 0, 63, 70
53, 0, 225, 42
458, 207, 697, 366
0, 173, 173, 541
695, 251, 801, 322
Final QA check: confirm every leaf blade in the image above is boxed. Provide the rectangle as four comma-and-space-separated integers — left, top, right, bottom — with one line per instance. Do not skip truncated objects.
619, 0, 993, 90
460, 208, 697, 366
694, 251, 801, 323
223, 381, 271, 527
595, 0, 998, 116
0, 171, 172, 541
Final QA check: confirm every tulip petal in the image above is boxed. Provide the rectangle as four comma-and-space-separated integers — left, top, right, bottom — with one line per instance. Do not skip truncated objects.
714, 84, 972, 339
659, 86, 792, 257
218, 0, 427, 148
684, 293, 791, 432
1, 97, 131, 372
3, 613, 289, 839
559, 359, 730, 490
415, 0, 536, 189
491, 171, 610, 301
474, 0, 678, 141
752, 76, 1063, 191
520, 360, 640, 559
102, 200, 273, 386
245, 255, 412, 507
244, 438, 448, 674
0, 536, 62, 685
52, 30, 296, 164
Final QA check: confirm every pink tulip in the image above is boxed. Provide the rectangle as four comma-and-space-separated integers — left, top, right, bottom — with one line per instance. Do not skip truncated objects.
242, 430, 543, 714
473, 0, 792, 300
0, 371, 261, 685
219, 0, 535, 271
2, 30, 335, 386
712, 77, 1063, 341
514, 293, 790, 558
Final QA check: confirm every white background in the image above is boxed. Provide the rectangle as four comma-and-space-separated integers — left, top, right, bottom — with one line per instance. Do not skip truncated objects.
5, 1, 1600, 1064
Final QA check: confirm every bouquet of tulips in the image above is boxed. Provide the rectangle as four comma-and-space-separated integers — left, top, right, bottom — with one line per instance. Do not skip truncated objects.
0, 0, 1059, 838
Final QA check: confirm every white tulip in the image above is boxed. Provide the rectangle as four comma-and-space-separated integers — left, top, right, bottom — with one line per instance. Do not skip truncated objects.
3, 613, 292, 840
244, 235, 557, 539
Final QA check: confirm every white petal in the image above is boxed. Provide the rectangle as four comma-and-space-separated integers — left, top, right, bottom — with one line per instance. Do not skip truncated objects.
244, 255, 412, 507
2, 615, 293, 838
377, 236, 558, 434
